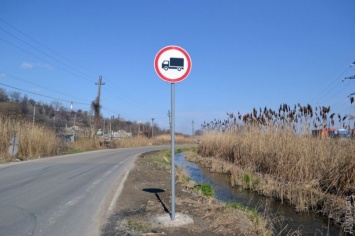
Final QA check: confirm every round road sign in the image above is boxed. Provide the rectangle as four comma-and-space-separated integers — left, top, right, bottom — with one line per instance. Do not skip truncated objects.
154, 46, 192, 83
8, 145, 18, 156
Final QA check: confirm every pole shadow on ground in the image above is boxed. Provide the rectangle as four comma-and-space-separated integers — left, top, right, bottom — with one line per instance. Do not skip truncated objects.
142, 188, 170, 214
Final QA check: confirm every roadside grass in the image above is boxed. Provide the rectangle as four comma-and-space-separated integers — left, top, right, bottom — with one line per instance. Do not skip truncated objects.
225, 202, 259, 223
112, 134, 197, 148
0, 115, 196, 163
0, 116, 57, 162
136, 149, 273, 235
127, 220, 147, 232
152, 149, 171, 167
195, 127, 355, 227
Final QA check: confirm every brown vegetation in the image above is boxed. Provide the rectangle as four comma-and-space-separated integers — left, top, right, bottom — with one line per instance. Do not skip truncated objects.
0, 116, 57, 162
108, 134, 196, 148
195, 103, 355, 228
0, 115, 196, 162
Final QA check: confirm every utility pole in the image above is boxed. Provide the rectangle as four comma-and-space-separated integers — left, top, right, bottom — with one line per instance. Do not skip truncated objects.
32, 106, 35, 128
192, 120, 195, 137
109, 118, 112, 140
348, 92, 355, 132
54, 108, 59, 131
103, 119, 106, 136
70, 101, 76, 130
151, 118, 155, 138
92, 76, 105, 137
344, 66, 355, 134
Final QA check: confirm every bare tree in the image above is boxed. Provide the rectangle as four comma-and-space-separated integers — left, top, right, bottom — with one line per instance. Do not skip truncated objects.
0, 88, 8, 102
9, 91, 21, 102
51, 101, 62, 112
20, 94, 29, 115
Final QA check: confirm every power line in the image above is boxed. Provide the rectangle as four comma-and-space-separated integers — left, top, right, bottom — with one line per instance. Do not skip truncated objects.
1, 71, 91, 103
0, 81, 91, 105
0, 17, 99, 78
0, 36, 95, 83
0, 18, 171, 128
309, 66, 351, 105
0, 18, 167, 118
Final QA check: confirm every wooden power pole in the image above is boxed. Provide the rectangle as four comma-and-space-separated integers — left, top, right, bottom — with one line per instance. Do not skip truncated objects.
92, 76, 104, 138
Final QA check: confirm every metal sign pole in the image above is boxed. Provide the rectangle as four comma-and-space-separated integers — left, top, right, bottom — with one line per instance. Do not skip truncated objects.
171, 82, 175, 221
154, 45, 191, 221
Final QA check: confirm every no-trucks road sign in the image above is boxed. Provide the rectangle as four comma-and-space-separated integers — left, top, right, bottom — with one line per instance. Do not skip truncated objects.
154, 46, 192, 83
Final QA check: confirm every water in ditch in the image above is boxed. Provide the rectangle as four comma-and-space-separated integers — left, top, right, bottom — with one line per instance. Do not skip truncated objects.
175, 152, 347, 236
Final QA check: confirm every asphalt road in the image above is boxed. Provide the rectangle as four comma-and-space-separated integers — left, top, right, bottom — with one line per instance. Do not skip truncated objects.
0, 146, 167, 236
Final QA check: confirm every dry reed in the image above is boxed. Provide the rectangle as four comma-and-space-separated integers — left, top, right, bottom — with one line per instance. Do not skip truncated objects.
196, 104, 355, 228
194, 127, 355, 227
111, 134, 196, 148
0, 116, 57, 161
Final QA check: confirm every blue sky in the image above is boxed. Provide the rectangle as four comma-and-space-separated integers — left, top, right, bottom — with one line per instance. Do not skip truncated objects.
0, 1, 355, 134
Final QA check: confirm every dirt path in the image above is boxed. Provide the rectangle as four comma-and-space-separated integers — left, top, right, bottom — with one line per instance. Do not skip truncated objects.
101, 151, 270, 236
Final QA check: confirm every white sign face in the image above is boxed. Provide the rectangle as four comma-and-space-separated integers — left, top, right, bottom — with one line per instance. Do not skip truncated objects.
9, 135, 19, 145
8, 145, 18, 156
154, 46, 192, 83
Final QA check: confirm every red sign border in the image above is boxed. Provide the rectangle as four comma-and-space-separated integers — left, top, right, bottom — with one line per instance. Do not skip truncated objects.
154, 46, 192, 83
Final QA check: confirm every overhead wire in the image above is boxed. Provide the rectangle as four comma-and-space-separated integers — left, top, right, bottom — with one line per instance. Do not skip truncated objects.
0, 17, 167, 117
0, 36, 95, 84
309, 66, 351, 105
0, 17, 99, 78
0, 18, 178, 131
0, 81, 91, 106
1, 72, 91, 103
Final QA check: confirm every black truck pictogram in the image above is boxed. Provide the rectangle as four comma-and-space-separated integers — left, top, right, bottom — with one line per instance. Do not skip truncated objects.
162, 58, 184, 71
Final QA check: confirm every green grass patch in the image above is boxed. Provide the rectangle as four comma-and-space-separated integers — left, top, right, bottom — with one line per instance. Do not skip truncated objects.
198, 183, 214, 197
150, 149, 171, 168
242, 173, 261, 189
153, 147, 194, 166
128, 220, 147, 232
176, 146, 196, 153
59, 149, 84, 155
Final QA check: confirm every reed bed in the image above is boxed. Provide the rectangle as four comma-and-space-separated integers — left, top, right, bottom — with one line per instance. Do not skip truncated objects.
112, 134, 196, 148
0, 116, 57, 161
0, 114, 196, 161
198, 128, 355, 196
195, 104, 355, 228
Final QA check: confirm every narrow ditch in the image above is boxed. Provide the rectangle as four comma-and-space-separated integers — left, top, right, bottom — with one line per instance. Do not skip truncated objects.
175, 152, 347, 235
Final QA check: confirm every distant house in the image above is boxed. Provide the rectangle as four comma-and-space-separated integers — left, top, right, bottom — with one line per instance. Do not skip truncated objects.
312, 128, 350, 139
57, 125, 80, 142
96, 129, 103, 136
104, 130, 132, 140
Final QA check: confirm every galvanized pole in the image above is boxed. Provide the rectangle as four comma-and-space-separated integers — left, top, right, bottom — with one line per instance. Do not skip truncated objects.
171, 83, 175, 220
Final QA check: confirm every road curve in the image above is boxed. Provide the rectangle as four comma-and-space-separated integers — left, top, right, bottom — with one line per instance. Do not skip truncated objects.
0, 146, 168, 236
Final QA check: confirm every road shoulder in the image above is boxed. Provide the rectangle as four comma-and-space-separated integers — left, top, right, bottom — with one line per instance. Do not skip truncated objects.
101, 151, 269, 236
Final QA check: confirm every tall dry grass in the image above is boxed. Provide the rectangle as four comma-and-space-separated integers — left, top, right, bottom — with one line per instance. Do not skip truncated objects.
0, 113, 196, 162
196, 103, 355, 228
198, 127, 355, 196
0, 116, 57, 161
111, 134, 196, 148
194, 124, 355, 227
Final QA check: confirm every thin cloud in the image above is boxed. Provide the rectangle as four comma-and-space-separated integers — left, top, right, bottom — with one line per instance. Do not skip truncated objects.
0, 72, 6, 78
20, 62, 53, 70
